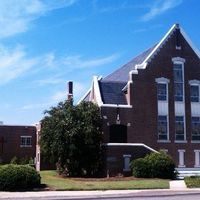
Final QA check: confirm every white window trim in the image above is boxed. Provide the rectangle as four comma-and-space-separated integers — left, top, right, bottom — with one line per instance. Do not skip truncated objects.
172, 58, 185, 103
178, 149, 185, 168
191, 116, 200, 142
175, 115, 187, 142
155, 77, 170, 102
189, 80, 200, 103
20, 136, 32, 147
157, 115, 170, 142
194, 150, 200, 167
123, 154, 131, 172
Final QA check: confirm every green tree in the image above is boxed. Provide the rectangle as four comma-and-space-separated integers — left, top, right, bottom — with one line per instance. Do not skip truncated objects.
40, 100, 102, 177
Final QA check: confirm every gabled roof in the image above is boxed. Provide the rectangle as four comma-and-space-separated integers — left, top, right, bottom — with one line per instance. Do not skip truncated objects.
99, 81, 127, 104
80, 24, 200, 107
103, 45, 156, 82
104, 24, 200, 81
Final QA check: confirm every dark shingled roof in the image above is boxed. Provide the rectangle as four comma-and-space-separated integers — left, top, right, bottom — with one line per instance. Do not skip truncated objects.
103, 45, 156, 82
99, 81, 127, 105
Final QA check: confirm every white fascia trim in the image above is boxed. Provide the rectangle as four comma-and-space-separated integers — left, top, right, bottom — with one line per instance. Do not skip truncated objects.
77, 87, 91, 105
93, 76, 103, 106
129, 69, 139, 75
133, 24, 177, 72
180, 27, 200, 59
101, 104, 132, 108
103, 143, 158, 153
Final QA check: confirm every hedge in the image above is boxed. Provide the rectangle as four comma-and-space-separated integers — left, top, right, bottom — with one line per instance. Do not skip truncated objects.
0, 164, 41, 191
130, 151, 176, 179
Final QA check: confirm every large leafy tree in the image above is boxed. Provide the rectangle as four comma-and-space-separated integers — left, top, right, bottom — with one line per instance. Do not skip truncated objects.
40, 100, 102, 177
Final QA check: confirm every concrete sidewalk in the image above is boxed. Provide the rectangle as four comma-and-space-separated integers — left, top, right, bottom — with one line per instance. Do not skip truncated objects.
170, 180, 187, 190
1, 189, 200, 199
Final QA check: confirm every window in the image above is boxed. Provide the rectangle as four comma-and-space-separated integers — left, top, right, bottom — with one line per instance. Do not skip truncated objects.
175, 116, 185, 141
20, 136, 32, 147
191, 85, 199, 102
192, 117, 200, 141
174, 64, 184, 101
194, 150, 200, 167
178, 150, 185, 167
123, 155, 131, 171
158, 115, 168, 140
157, 83, 167, 101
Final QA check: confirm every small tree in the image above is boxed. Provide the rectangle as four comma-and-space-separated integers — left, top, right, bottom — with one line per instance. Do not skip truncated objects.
40, 100, 102, 177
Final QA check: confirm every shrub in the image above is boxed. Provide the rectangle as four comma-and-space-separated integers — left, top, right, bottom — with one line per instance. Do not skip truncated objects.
0, 164, 41, 191
130, 151, 176, 179
130, 158, 150, 178
10, 156, 19, 164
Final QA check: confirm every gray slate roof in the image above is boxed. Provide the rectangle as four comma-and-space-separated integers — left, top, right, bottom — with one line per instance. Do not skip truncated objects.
103, 45, 156, 82
99, 81, 127, 104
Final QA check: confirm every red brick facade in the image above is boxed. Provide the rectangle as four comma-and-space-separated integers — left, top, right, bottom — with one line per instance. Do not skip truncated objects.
0, 125, 36, 163
85, 24, 200, 176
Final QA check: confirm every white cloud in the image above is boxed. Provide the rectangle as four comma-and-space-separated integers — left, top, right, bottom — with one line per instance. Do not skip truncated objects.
61, 54, 119, 70
0, 0, 77, 38
21, 102, 53, 110
52, 91, 67, 102
34, 77, 64, 86
0, 45, 38, 84
141, 0, 183, 21
0, 44, 119, 86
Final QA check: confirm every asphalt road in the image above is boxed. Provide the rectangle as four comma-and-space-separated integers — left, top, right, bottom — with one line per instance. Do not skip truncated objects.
2, 191, 200, 200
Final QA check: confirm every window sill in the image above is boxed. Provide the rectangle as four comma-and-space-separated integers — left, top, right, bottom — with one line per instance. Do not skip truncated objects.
20, 145, 32, 148
175, 140, 187, 143
123, 169, 131, 172
157, 140, 171, 143
191, 140, 200, 143
158, 100, 168, 103
178, 165, 186, 168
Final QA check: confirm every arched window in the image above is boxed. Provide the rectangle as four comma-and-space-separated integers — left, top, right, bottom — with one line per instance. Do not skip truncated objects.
109, 125, 127, 143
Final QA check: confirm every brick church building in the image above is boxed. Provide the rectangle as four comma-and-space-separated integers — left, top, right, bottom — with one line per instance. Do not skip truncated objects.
81, 24, 200, 176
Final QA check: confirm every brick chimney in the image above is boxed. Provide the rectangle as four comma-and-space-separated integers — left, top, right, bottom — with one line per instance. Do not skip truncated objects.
67, 81, 73, 102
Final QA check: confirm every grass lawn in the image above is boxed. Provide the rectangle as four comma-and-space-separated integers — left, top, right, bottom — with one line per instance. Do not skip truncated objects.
40, 170, 169, 190
185, 176, 200, 188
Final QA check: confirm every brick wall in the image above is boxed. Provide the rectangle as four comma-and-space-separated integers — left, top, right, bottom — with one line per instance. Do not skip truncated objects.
0, 125, 36, 163
101, 28, 200, 174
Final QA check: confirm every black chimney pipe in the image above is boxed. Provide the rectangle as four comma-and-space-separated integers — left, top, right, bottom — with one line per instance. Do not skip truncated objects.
67, 81, 73, 103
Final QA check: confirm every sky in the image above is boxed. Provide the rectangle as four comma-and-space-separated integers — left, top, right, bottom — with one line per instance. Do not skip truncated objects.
1, 0, 200, 125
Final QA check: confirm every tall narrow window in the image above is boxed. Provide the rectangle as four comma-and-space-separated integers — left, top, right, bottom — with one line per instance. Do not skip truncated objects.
158, 115, 168, 140
178, 150, 185, 167
175, 116, 185, 141
174, 64, 184, 101
191, 85, 199, 102
194, 150, 200, 167
123, 155, 131, 171
192, 117, 200, 141
157, 83, 167, 101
